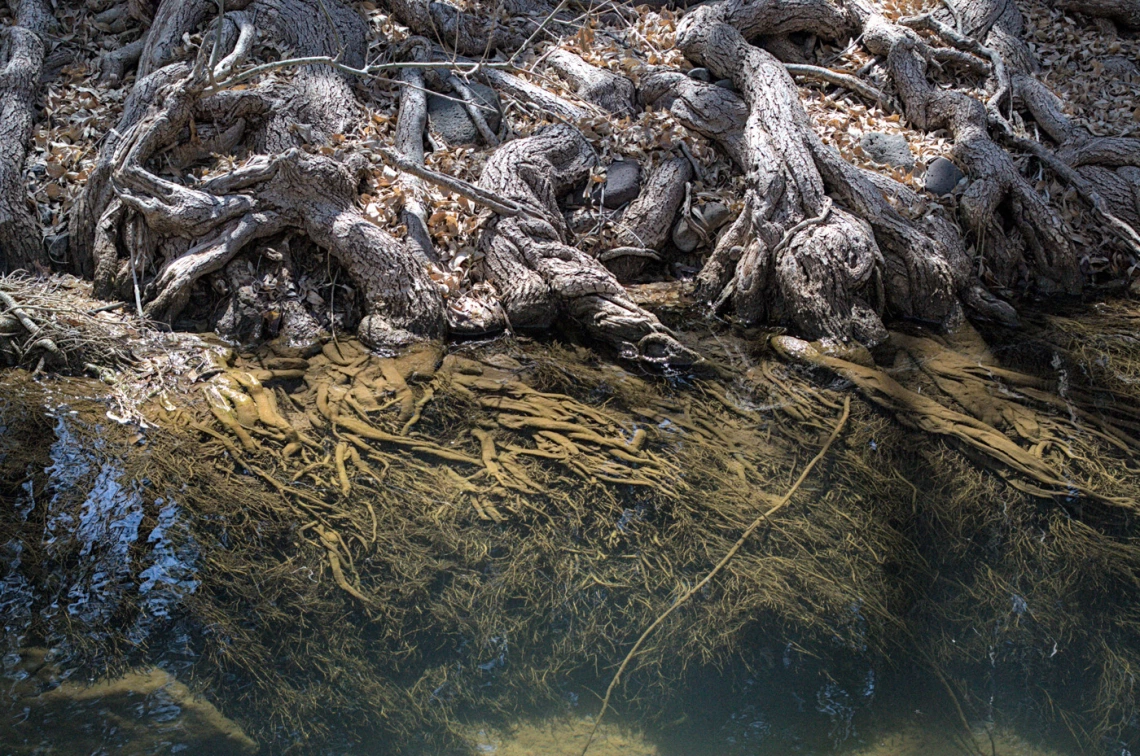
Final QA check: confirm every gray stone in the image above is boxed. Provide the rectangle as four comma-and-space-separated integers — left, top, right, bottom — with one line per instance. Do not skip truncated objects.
698, 202, 732, 231
859, 132, 914, 169
427, 83, 502, 147
601, 160, 641, 209
672, 218, 701, 253
714, 78, 737, 92
687, 67, 712, 82
925, 157, 965, 195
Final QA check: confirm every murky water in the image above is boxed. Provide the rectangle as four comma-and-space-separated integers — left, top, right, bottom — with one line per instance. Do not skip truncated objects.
2, 304, 1140, 755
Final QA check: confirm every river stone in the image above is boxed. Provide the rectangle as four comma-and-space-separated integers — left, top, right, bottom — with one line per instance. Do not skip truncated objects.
672, 217, 701, 253
859, 132, 914, 169
427, 83, 502, 147
714, 78, 737, 92
925, 157, 965, 195
687, 67, 712, 82
699, 201, 732, 230
601, 160, 641, 208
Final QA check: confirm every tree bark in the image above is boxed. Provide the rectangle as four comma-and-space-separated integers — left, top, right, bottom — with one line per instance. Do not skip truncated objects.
0, 0, 54, 273
546, 49, 637, 117
677, 13, 889, 345
477, 125, 700, 365
909, 0, 1140, 252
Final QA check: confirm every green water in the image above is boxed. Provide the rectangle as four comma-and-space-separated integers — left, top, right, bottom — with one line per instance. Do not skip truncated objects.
2, 309, 1139, 756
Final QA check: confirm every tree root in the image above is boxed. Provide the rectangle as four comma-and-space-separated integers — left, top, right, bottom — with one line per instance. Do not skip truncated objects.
476, 125, 701, 366
770, 334, 1138, 510
0, 0, 53, 273
579, 395, 852, 756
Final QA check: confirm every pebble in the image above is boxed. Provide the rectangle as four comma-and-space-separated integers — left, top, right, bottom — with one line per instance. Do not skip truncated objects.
600, 160, 641, 208
925, 157, 965, 195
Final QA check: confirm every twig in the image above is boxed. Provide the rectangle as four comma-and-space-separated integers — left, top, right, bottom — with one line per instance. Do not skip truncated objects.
902, 14, 1009, 114
579, 395, 852, 756
203, 54, 515, 96
508, 0, 570, 66
376, 147, 543, 219
784, 63, 886, 105
1002, 133, 1140, 256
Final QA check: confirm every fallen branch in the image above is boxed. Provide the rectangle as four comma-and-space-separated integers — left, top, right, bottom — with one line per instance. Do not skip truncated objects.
376, 146, 543, 219
784, 63, 887, 105
579, 395, 852, 756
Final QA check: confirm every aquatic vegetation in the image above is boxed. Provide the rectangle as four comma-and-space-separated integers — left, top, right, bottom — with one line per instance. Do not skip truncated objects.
3, 304, 1140, 754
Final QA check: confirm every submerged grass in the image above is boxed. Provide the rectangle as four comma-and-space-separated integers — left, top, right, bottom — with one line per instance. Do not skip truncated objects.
2, 301, 1140, 754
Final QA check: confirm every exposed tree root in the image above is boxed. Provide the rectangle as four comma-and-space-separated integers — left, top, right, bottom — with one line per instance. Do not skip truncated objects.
476, 125, 701, 365
0, 0, 54, 273
771, 332, 1139, 510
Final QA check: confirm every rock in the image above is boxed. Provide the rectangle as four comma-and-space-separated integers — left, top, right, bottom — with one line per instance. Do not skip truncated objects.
601, 160, 641, 208
698, 202, 732, 231
687, 67, 712, 82
45, 232, 69, 263
1, 649, 257, 755
672, 217, 701, 253
427, 83, 502, 147
1102, 55, 1139, 77
925, 157, 965, 195
859, 132, 914, 170
714, 78, 737, 92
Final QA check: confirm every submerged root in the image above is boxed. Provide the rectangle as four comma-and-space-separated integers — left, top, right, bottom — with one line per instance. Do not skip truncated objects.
771, 333, 1139, 511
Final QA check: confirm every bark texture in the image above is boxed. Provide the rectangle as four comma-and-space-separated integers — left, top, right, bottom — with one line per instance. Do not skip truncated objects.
601, 156, 692, 281
546, 49, 637, 117
910, 0, 1140, 250
677, 12, 890, 344
658, 0, 1113, 343
73, 0, 446, 349
477, 126, 700, 365
0, 0, 53, 273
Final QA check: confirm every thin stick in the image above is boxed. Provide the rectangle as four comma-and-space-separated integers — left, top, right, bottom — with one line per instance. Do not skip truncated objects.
376, 147, 543, 219
784, 63, 886, 104
203, 53, 514, 95
579, 395, 853, 756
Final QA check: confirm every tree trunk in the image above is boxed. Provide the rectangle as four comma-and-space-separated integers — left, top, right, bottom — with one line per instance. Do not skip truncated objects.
0, 0, 54, 273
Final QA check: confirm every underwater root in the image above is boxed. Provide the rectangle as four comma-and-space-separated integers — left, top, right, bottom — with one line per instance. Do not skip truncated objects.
580, 395, 852, 756
770, 335, 1139, 512
191, 339, 692, 602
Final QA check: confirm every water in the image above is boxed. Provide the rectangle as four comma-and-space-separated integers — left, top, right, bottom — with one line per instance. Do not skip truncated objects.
2, 305, 1139, 755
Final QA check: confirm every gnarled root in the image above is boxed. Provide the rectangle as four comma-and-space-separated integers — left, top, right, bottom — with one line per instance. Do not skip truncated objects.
859, 10, 1082, 294
908, 0, 1140, 258
676, 13, 889, 345
74, 0, 447, 349
476, 125, 700, 366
